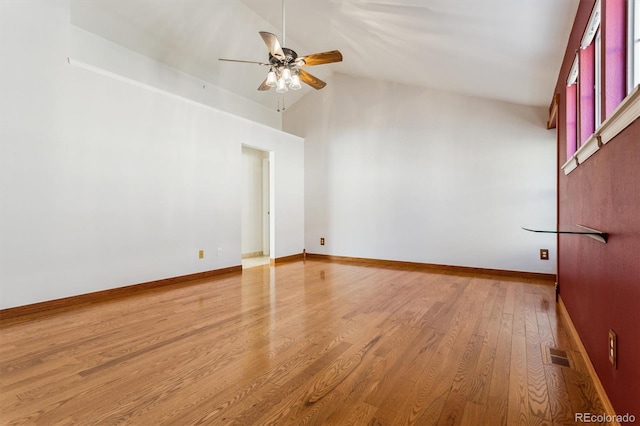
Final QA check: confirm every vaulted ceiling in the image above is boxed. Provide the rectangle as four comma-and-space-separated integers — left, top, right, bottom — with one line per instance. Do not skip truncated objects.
70, 0, 578, 110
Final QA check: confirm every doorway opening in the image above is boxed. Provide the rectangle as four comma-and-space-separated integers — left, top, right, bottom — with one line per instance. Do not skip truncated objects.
241, 146, 272, 269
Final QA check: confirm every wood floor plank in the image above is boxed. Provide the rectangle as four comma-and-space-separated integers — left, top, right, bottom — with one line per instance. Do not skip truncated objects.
400, 297, 484, 425
0, 260, 606, 425
324, 401, 382, 426
508, 285, 530, 425
365, 333, 434, 410
524, 293, 552, 421
437, 332, 484, 425
544, 364, 575, 425
461, 400, 487, 426
466, 282, 505, 406
483, 312, 514, 425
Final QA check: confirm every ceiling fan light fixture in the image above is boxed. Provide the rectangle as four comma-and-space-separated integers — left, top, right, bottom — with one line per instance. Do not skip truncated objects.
276, 77, 288, 93
218, 0, 342, 97
266, 70, 277, 87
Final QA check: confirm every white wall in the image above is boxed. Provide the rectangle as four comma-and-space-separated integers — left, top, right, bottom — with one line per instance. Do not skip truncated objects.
0, 0, 304, 309
284, 74, 557, 274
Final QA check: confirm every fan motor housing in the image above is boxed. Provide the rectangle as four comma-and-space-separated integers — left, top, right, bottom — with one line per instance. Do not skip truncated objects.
269, 47, 298, 65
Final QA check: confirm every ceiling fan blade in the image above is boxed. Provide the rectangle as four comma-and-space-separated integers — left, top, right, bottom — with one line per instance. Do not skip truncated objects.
259, 32, 285, 60
297, 50, 343, 66
258, 78, 271, 91
298, 69, 326, 90
219, 58, 269, 66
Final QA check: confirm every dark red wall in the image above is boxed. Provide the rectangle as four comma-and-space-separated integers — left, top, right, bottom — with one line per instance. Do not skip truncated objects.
554, 0, 640, 417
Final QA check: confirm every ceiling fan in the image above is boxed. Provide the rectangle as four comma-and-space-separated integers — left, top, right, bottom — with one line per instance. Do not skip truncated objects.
218, 0, 343, 93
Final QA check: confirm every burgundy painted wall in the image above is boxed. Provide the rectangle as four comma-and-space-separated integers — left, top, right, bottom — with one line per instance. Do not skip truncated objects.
554, 0, 640, 417
559, 122, 640, 416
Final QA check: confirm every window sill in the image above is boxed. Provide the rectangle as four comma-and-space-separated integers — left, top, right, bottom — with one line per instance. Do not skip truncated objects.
562, 85, 640, 175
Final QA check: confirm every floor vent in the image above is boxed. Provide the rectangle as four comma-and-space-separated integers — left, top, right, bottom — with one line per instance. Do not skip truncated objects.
543, 346, 573, 369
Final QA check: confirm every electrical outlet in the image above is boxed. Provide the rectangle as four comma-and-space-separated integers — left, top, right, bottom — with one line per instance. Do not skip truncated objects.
540, 249, 549, 260
320, 237, 325, 246
608, 329, 617, 368
217, 247, 222, 257
198, 250, 204, 259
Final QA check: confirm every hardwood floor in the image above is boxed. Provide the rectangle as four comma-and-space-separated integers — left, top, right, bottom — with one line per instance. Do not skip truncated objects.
0, 260, 606, 425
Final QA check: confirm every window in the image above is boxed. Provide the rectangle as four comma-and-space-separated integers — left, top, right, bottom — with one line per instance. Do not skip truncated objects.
579, 1, 599, 144
566, 56, 579, 159
602, 0, 624, 119
578, 45, 595, 145
595, 28, 602, 126
632, 0, 640, 90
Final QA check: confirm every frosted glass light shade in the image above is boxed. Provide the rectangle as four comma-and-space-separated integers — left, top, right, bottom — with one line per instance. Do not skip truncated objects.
266, 70, 277, 87
289, 74, 301, 90
282, 67, 292, 84
276, 77, 288, 93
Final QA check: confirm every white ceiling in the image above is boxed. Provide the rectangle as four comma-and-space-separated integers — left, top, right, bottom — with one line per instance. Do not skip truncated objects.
70, 0, 578, 110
